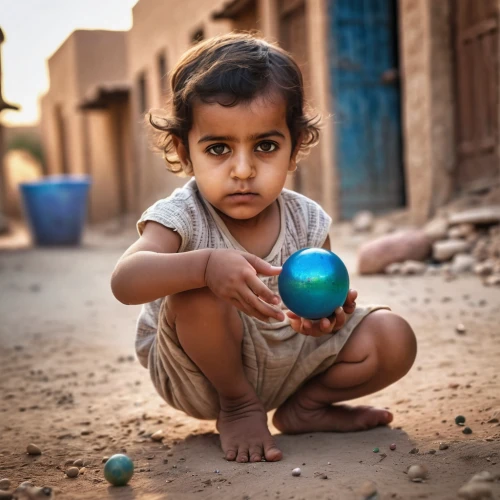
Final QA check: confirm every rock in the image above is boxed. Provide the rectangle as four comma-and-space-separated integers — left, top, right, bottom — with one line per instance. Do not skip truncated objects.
151, 430, 164, 442
474, 260, 495, 276
292, 468, 301, 477
408, 464, 428, 482
358, 230, 431, 275
439, 442, 449, 450
385, 262, 402, 275
26, 444, 41, 455
469, 471, 495, 482
0, 479, 10, 491
79, 467, 87, 475
400, 260, 427, 275
73, 459, 84, 467
450, 206, 500, 226
424, 217, 449, 243
448, 223, 476, 239
352, 211, 374, 232
356, 480, 378, 499
455, 324, 467, 334
433, 239, 471, 262
457, 482, 493, 499
102, 456, 109, 463
66, 467, 79, 478
19, 482, 33, 488
409, 448, 419, 454
484, 274, 500, 286
389, 443, 396, 451
451, 254, 476, 274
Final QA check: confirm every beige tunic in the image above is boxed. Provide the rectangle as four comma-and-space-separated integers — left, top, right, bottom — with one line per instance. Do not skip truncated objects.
136, 178, 386, 420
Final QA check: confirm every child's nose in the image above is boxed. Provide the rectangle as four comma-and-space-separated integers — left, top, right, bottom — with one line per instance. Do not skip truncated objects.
231, 152, 254, 179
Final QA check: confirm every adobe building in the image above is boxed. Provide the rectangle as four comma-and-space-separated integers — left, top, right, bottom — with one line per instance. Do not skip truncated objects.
41, 0, 500, 224
40, 29, 135, 222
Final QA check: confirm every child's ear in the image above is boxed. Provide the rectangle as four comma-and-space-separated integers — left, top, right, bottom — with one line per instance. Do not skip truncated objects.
288, 132, 304, 171
172, 135, 192, 171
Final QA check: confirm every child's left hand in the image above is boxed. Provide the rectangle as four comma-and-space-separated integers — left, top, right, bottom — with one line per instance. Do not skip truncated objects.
286, 289, 358, 337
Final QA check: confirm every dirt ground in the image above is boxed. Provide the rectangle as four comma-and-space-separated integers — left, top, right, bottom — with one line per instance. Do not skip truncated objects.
1, 223, 499, 500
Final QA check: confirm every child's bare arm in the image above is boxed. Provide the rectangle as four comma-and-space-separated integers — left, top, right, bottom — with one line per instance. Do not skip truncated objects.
111, 221, 284, 321
111, 221, 212, 305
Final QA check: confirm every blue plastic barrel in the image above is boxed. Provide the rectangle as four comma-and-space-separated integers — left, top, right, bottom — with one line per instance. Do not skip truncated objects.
20, 175, 91, 245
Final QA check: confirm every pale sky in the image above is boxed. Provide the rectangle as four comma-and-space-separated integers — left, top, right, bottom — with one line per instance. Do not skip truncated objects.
0, 0, 138, 127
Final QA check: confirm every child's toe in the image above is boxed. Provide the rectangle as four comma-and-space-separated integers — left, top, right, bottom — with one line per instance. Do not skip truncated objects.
263, 437, 282, 461
236, 447, 249, 462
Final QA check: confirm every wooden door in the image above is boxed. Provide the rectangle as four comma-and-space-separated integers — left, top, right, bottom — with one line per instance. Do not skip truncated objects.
329, 0, 405, 218
454, 0, 499, 188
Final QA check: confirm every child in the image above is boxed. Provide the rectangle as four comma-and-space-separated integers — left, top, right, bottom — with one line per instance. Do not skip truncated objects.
111, 33, 417, 464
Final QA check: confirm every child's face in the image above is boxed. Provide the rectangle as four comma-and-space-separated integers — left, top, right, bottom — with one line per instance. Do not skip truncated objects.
176, 93, 300, 221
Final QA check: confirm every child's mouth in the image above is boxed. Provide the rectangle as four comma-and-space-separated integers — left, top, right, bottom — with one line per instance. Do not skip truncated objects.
229, 192, 258, 202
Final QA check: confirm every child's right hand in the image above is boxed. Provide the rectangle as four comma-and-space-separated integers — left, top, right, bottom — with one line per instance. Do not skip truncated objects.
204, 249, 284, 322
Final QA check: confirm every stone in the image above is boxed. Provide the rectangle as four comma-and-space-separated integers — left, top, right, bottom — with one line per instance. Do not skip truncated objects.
433, 239, 471, 262
439, 442, 449, 450
0, 479, 11, 490
151, 430, 164, 442
385, 262, 402, 275
424, 217, 449, 243
26, 444, 41, 455
457, 482, 493, 499
448, 223, 476, 239
450, 206, 500, 226
79, 467, 87, 475
292, 468, 301, 477
356, 480, 378, 499
73, 459, 84, 467
455, 324, 467, 334
353, 211, 375, 232
469, 471, 495, 482
474, 260, 495, 276
408, 464, 428, 482
400, 260, 427, 275
66, 467, 79, 478
451, 254, 476, 274
484, 274, 500, 286
358, 230, 431, 275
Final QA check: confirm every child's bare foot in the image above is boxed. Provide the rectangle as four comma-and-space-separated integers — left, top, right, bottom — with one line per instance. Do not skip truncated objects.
217, 393, 283, 463
272, 399, 393, 434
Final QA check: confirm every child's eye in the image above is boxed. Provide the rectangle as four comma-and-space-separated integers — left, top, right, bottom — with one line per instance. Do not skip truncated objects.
207, 144, 230, 156
256, 141, 278, 153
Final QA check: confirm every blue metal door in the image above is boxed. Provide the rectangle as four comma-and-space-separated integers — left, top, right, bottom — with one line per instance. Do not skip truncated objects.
328, 0, 405, 219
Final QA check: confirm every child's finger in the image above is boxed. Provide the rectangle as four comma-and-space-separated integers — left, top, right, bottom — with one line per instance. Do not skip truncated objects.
343, 301, 356, 314
333, 307, 346, 331
344, 289, 358, 306
286, 310, 301, 320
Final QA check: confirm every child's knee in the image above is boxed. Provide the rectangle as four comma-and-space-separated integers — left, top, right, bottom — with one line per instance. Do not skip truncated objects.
373, 310, 417, 377
166, 287, 239, 330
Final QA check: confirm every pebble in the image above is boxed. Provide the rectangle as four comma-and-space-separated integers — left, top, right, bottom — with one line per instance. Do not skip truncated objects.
455, 415, 466, 425
66, 467, 80, 478
470, 471, 495, 482
409, 448, 419, 454
102, 456, 109, 463
0, 479, 11, 491
356, 480, 378, 499
408, 464, 428, 482
373, 447, 379, 453
389, 443, 396, 451
457, 482, 493, 499
292, 468, 301, 477
20, 481, 33, 488
456, 324, 467, 334
26, 444, 41, 455
79, 467, 87, 475
463, 427, 473, 434
151, 430, 164, 442
428, 449, 436, 454
73, 459, 84, 467
439, 442, 449, 450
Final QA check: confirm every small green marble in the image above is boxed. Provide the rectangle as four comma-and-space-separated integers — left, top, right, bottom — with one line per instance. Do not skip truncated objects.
373, 447, 379, 453
103, 454, 134, 486
455, 415, 466, 425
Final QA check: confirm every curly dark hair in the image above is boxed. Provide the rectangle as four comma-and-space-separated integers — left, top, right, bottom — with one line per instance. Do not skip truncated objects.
148, 32, 321, 175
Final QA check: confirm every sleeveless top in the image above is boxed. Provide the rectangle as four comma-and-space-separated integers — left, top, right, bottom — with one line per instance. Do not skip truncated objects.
135, 177, 332, 368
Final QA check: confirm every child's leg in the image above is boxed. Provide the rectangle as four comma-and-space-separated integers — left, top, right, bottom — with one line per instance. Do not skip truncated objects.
166, 287, 282, 463
273, 310, 417, 434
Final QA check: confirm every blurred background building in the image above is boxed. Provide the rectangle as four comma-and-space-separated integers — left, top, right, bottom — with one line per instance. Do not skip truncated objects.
33, 0, 500, 225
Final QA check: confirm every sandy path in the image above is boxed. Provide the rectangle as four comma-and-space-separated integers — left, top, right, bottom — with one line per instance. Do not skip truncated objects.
0, 230, 499, 499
